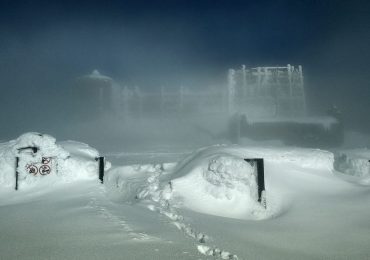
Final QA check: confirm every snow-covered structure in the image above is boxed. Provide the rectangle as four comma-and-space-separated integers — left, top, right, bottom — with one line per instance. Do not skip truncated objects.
227, 65, 306, 117
0, 133, 109, 188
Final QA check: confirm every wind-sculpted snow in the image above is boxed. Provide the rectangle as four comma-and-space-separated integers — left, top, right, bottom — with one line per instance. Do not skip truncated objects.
170, 145, 334, 181
103, 144, 342, 258
106, 145, 336, 221
0, 133, 109, 188
169, 154, 268, 220
334, 148, 370, 184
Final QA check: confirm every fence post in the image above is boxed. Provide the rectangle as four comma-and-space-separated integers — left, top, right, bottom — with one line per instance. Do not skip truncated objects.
245, 158, 266, 207
96, 157, 105, 183
255, 158, 265, 205
15, 157, 19, 190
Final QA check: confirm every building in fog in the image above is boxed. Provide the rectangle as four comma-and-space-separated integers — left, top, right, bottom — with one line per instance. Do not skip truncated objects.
227, 64, 306, 117
73, 65, 306, 120
74, 70, 120, 118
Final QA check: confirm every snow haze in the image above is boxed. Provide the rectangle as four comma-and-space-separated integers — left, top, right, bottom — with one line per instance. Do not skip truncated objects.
0, 1, 370, 148
1, 1, 370, 260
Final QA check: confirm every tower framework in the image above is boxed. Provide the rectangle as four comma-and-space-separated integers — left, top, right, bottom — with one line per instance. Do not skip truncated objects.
228, 64, 306, 117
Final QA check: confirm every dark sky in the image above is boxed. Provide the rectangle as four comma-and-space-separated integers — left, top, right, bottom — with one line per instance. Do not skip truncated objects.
0, 0, 370, 135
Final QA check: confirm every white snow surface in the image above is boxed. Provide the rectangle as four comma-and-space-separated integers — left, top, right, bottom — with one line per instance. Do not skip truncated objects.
107, 145, 334, 220
334, 148, 370, 184
168, 153, 263, 220
1, 136, 370, 260
103, 144, 370, 259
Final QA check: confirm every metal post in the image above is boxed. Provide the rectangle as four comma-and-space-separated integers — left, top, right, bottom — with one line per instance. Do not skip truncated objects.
96, 157, 105, 183
245, 158, 265, 206
15, 157, 19, 190
255, 158, 265, 203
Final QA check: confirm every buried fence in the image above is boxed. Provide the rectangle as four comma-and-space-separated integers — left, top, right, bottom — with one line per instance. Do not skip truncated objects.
244, 158, 266, 208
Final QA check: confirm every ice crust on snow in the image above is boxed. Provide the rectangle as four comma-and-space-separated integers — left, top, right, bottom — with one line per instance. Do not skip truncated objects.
0, 133, 108, 188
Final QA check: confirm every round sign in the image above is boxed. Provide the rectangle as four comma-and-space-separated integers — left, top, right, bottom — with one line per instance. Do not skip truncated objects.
39, 165, 51, 175
26, 165, 38, 175
42, 157, 51, 164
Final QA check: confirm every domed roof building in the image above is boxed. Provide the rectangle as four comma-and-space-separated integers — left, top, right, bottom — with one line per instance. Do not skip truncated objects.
73, 70, 120, 118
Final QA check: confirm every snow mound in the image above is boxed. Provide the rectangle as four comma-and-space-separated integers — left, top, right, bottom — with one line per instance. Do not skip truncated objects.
1, 132, 69, 159
107, 145, 334, 220
172, 145, 333, 181
0, 133, 108, 188
105, 153, 266, 220
169, 154, 265, 220
164, 145, 334, 219
206, 156, 255, 189
334, 149, 370, 184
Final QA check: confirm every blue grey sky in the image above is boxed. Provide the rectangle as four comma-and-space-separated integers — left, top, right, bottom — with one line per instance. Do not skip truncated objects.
0, 0, 369, 135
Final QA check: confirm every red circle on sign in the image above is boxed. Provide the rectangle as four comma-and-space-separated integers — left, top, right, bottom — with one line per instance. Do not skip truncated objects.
42, 157, 51, 164
26, 165, 38, 175
39, 165, 51, 175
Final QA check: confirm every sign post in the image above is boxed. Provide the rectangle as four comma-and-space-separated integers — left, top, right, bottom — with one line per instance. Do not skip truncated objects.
15, 157, 19, 190
95, 157, 105, 183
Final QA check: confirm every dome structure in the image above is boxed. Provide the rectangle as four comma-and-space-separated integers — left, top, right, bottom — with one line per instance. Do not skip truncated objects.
73, 70, 116, 118
82, 70, 112, 83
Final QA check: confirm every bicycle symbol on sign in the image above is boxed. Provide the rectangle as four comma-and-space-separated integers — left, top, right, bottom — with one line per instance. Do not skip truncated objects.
39, 165, 51, 175
26, 164, 38, 175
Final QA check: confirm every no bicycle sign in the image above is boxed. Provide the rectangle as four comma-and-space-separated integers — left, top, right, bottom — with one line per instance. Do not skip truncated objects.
25, 157, 54, 176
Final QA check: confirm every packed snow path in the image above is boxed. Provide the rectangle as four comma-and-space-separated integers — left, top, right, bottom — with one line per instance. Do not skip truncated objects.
0, 181, 204, 259
113, 163, 239, 259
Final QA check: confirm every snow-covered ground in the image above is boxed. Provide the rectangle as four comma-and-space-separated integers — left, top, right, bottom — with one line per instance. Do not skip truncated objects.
1, 133, 370, 259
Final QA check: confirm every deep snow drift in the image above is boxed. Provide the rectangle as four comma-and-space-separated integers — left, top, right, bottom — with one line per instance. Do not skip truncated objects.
0, 132, 110, 189
104, 144, 370, 259
106, 145, 335, 222
1, 133, 370, 260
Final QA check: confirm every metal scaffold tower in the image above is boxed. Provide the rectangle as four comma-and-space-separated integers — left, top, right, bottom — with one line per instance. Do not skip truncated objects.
227, 64, 306, 117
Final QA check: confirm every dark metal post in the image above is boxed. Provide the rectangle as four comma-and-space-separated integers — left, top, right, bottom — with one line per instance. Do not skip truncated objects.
96, 157, 105, 183
255, 158, 265, 203
15, 157, 19, 190
245, 158, 265, 205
